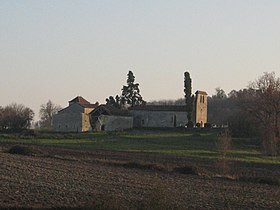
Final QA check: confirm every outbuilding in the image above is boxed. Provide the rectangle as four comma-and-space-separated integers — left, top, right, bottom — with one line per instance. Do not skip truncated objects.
129, 105, 188, 128
90, 105, 133, 131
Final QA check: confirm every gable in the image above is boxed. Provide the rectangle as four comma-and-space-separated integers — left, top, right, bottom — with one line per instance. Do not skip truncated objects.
69, 96, 90, 105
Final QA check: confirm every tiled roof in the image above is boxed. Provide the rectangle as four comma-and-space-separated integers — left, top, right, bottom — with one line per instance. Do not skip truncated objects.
69, 96, 90, 105
129, 105, 187, 112
90, 105, 130, 116
81, 104, 99, 109
195, 90, 208, 95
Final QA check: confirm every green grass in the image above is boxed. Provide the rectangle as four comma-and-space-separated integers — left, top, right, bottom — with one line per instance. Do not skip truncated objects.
1, 129, 280, 164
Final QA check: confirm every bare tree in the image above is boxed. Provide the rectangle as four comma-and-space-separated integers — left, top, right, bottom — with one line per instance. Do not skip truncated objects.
39, 100, 61, 129
238, 72, 280, 155
0, 103, 34, 132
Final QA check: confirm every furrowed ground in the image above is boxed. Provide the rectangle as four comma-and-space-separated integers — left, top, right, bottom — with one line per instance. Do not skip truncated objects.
1, 129, 280, 209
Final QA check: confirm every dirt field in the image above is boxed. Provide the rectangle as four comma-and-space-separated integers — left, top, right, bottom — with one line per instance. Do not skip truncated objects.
1, 144, 280, 209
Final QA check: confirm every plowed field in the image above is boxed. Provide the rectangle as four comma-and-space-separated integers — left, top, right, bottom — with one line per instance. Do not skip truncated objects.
1, 144, 280, 209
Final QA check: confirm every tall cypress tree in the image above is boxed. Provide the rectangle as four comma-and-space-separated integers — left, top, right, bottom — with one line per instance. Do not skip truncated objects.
184, 72, 194, 122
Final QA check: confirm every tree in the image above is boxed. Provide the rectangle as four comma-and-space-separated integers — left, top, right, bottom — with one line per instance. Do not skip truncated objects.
0, 103, 34, 132
237, 72, 280, 155
39, 100, 61, 129
121, 71, 146, 107
208, 87, 231, 126
0, 106, 3, 130
184, 72, 194, 122
148, 98, 185, 105
105, 95, 121, 108
213, 87, 227, 99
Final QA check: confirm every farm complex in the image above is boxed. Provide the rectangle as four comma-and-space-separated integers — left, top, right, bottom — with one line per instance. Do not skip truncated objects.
53, 91, 207, 132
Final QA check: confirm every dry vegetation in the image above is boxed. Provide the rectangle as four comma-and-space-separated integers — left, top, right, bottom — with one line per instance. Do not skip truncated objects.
1, 141, 280, 209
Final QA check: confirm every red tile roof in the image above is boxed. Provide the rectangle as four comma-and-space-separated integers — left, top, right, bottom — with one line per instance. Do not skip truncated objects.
69, 96, 90, 105
81, 104, 99, 109
90, 105, 130, 116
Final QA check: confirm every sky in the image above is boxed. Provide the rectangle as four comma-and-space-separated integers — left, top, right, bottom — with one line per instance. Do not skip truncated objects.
1, 0, 280, 120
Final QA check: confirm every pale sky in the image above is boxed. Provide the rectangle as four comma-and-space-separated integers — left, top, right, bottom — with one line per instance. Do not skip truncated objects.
1, 0, 280, 120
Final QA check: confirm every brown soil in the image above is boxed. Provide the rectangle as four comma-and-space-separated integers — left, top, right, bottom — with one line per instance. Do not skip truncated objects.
1, 144, 280, 209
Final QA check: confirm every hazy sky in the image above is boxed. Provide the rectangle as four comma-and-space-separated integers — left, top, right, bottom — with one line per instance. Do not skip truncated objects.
1, 0, 280, 119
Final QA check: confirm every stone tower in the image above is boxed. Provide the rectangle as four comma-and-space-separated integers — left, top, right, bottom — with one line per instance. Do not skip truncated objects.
194, 91, 208, 127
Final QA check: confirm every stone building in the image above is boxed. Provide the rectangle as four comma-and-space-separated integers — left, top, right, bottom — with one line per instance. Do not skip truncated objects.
129, 105, 188, 128
194, 90, 208, 127
53, 96, 98, 132
90, 105, 133, 131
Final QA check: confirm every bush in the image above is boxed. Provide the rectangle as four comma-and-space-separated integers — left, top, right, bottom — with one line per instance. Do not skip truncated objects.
8, 145, 37, 156
228, 110, 259, 138
204, 122, 212, 128
216, 129, 232, 175
186, 121, 194, 128
173, 165, 210, 176
0, 103, 34, 132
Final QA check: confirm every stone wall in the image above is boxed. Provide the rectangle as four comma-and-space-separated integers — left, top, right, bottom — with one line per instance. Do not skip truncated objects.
52, 103, 92, 132
53, 112, 83, 132
130, 110, 188, 128
94, 115, 133, 131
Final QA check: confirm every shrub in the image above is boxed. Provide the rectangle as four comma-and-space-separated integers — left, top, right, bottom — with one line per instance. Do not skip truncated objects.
204, 122, 212, 128
186, 121, 194, 128
216, 129, 232, 175
173, 165, 210, 176
8, 145, 36, 156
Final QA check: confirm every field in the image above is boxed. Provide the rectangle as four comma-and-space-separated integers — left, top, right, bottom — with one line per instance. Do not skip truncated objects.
1, 129, 280, 209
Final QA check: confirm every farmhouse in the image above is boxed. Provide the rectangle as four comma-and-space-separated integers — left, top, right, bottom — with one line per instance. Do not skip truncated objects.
53, 96, 99, 132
